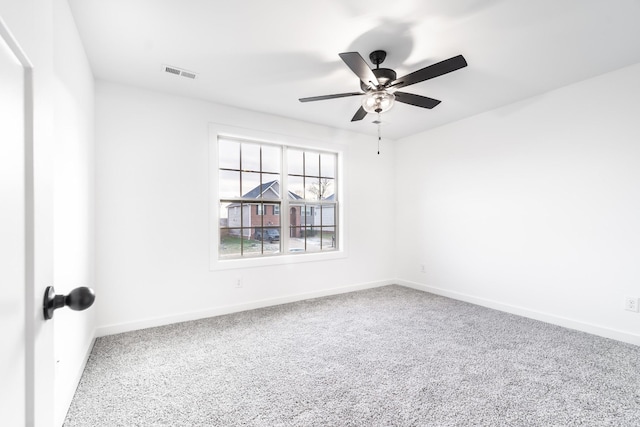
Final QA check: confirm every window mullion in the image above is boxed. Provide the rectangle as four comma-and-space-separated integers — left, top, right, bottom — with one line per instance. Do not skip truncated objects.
281, 146, 290, 253
259, 146, 263, 254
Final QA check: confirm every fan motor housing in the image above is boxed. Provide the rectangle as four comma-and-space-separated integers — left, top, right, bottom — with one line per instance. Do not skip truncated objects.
361, 68, 397, 91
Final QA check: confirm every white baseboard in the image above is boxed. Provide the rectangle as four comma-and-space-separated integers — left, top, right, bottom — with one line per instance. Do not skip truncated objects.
95, 278, 639, 346
397, 279, 640, 346
95, 279, 394, 337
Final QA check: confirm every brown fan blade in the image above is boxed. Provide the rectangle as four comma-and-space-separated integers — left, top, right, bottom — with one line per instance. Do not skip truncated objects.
339, 52, 380, 88
389, 55, 467, 89
299, 92, 363, 102
394, 92, 441, 109
351, 106, 367, 122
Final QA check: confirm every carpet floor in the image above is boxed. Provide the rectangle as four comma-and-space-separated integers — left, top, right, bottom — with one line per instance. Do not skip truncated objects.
64, 285, 640, 426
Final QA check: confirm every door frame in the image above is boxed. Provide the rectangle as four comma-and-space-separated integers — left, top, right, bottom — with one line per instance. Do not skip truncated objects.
0, 14, 50, 426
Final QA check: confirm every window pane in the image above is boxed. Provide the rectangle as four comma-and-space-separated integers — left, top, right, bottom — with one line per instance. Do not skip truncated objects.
320, 153, 335, 178
289, 204, 303, 229
320, 205, 335, 226
243, 239, 262, 256
219, 170, 240, 198
219, 139, 240, 170
305, 177, 321, 200
288, 227, 305, 253
305, 205, 320, 232
219, 228, 242, 259
287, 149, 304, 176
261, 173, 280, 199
252, 226, 280, 255
241, 143, 261, 172
304, 178, 334, 201
304, 226, 321, 253
323, 179, 335, 200
263, 204, 280, 227
305, 151, 319, 177
288, 175, 304, 199
321, 227, 336, 250
223, 202, 245, 228
262, 145, 280, 174
241, 172, 261, 198
219, 201, 230, 225
263, 240, 280, 255
299, 204, 314, 226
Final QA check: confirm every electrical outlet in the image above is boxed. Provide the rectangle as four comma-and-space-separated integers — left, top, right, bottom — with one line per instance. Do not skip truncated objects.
624, 297, 639, 312
235, 277, 243, 288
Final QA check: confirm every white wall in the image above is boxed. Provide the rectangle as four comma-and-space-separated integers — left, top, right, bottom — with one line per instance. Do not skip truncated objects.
95, 81, 396, 333
52, 0, 95, 424
395, 63, 640, 345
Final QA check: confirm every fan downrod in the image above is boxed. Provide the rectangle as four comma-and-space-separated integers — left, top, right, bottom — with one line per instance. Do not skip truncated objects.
360, 51, 396, 91
369, 50, 387, 68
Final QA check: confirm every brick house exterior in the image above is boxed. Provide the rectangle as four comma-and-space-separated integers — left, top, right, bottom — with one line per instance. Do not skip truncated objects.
226, 180, 334, 239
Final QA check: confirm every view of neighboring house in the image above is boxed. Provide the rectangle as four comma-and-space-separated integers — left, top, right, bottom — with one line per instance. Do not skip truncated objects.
224, 180, 334, 239
313, 194, 335, 228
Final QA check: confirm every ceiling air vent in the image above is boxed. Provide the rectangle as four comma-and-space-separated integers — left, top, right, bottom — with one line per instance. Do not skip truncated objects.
162, 64, 197, 79
180, 71, 197, 79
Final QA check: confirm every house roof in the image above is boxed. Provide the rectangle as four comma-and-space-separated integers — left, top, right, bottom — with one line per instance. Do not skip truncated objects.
242, 180, 279, 199
227, 180, 304, 207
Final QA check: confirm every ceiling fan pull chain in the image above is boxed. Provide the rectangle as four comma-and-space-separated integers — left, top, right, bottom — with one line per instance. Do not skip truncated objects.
377, 113, 381, 155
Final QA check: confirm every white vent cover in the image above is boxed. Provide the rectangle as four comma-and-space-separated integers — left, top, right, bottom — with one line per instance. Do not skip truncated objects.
162, 64, 197, 79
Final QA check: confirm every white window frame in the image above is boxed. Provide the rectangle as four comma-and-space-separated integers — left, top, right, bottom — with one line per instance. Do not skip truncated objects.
209, 123, 346, 270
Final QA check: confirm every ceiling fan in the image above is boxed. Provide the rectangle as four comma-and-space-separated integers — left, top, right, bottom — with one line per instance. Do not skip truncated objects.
299, 50, 467, 122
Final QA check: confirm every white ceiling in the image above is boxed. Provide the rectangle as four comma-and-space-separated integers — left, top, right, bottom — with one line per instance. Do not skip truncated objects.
68, 0, 640, 140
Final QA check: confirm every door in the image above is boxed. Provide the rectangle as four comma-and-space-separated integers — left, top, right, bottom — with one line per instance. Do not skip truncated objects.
0, 19, 27, 426
0, 16, 55, 427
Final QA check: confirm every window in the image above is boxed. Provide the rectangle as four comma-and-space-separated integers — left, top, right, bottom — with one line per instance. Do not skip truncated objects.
287, 148, 337, 253
217, 136, 338, 260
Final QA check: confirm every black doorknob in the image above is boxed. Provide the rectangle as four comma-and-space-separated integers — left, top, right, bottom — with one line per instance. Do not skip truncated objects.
43, 286, 95, 320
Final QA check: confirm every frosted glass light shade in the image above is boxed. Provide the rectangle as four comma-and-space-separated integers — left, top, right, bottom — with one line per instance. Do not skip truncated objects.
362, 90, 396, 113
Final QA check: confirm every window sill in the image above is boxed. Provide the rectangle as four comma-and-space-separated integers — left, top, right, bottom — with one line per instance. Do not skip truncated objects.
210, 249, 347, 271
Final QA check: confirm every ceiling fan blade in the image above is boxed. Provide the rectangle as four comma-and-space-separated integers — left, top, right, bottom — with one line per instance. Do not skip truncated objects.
299, 92, 363, 102
389, 55, 467, 89
339, 52, 380, 88
351, 106, 367, 122
395, 92, 441, 109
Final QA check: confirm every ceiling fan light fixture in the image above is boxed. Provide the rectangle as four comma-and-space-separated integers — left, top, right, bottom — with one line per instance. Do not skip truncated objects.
298, 50, 467, 123
362, 90, 395, 114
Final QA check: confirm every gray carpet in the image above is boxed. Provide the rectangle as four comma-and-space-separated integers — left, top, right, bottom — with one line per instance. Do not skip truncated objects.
64, 285, 640, 426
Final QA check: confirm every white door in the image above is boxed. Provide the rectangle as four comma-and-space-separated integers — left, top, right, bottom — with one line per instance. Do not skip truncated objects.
0, 17, 54, 427
0, 20, 27, 426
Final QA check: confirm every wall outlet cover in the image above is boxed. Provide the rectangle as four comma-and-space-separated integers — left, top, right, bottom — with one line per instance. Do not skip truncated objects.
624, 297, 639, 312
